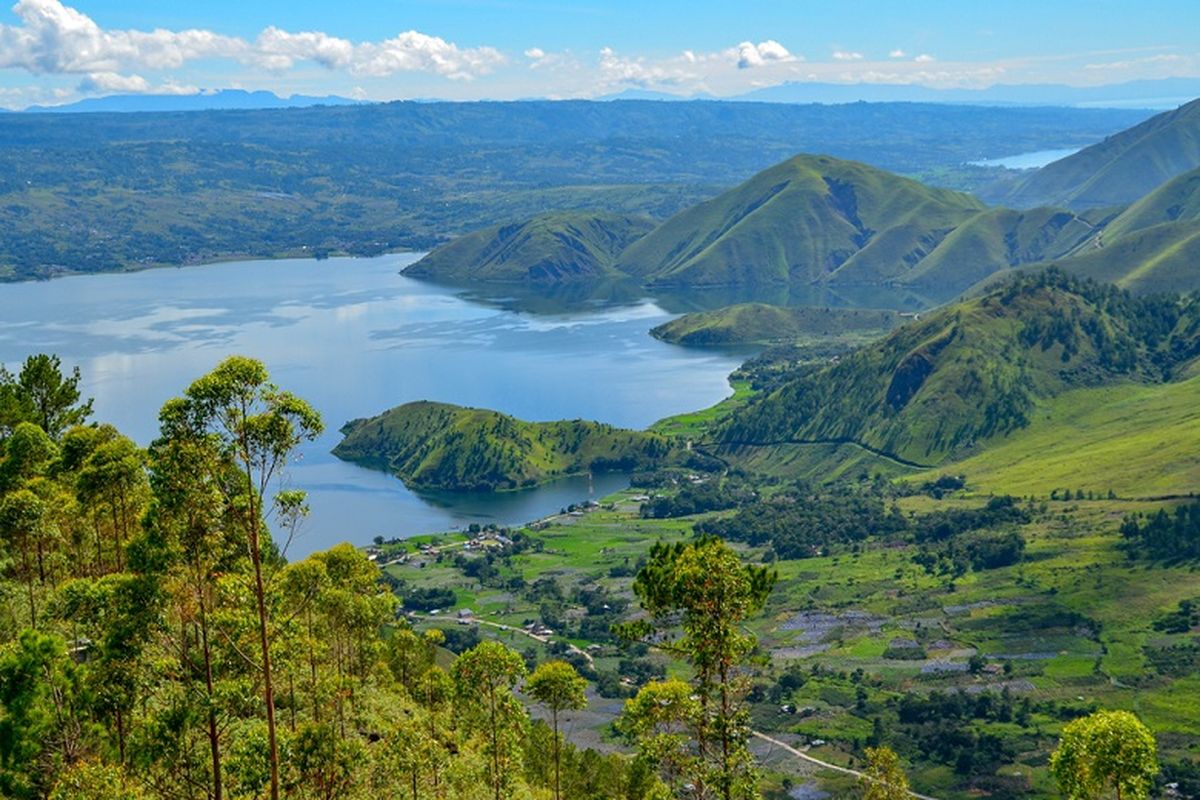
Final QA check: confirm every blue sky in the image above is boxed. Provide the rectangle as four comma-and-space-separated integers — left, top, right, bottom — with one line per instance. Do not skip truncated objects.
1, 0, 1198, 107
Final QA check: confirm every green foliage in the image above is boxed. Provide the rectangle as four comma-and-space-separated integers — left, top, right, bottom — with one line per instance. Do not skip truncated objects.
1120, 503, 1200, 561
0, 355, 93, 441
859, 746, 911, 800
334, 400, 670, 491
1050, 710, 1159, 800
619, 537, 775, 800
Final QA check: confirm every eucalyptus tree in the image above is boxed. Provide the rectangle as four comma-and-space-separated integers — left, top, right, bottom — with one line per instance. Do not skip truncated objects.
617, 536, 776, 800
859, 747, 911, 800
526, 659, 588, 800
452, 640, 528, 800
157, 355, 323, 800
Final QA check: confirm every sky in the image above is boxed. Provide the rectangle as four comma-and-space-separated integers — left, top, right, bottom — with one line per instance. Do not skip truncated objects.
1, 0, 1198, 108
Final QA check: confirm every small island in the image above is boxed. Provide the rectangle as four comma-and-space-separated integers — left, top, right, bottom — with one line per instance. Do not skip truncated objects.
333, 400, 670, 491
650, 303, 903, 346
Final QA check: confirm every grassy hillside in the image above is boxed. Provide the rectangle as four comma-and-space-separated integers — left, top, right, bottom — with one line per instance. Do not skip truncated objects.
1003, 97, 1200, 210
615, 154, 986, 289
401, 211, 655, 283
717, 271, 1197, 468
895, 205, 1103, 294
926, 374, 1200, 497
333, 400, 669, 491
650, 303, 903, 346
1103, 164, 1200, 239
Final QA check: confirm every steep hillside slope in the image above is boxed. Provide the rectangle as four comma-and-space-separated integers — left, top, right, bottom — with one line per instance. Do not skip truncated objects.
402, 212, 656, 283
718, 272, 1195, 467
650, 304, 902, 346
1102, 164, 1200, 239
1004, 98, 1200, 210
614, 155, 986, 288
333, 401, 669, 491
894, 206, 1104, 294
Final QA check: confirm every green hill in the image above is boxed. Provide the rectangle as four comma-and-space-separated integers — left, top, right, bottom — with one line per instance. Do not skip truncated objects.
1102, 164, 1200, 239
650, 303, 903, 346
894, 206, 1103, 295
333, 401, 670, 491
401, 211, 656, 283
1003, 97, 1200, 210
716, 271, 1198, 469
614, 154, 986, 288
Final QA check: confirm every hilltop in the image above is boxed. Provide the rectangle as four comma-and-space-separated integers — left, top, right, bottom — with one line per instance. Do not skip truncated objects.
1002, 97, 1200, 210
715, 272, 1200, 477
401, 211, 655, 283
615, 154, 986, 289
333, 400, 670, 491
650, 303, 902, 346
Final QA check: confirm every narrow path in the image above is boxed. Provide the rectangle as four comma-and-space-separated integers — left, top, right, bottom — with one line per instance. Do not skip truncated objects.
475, 618, 595, 667
751, 731, 939, 800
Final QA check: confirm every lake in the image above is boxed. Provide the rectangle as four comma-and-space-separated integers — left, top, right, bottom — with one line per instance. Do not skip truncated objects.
0, 254, 757, 557
968, 147, 1081, 170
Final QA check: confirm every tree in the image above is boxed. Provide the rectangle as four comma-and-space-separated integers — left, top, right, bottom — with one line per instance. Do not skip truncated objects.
0, 355, 94, 441
159, 356, 323, 800
617, 537, 776, 800
451, 640, 528, 800
526, 660, 588, 800
859, 746, 911, 800
618, 679, 702, 795
1050, 710, 1158, 800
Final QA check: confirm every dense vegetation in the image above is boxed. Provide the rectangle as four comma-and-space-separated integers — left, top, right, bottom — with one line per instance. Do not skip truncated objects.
0, 354, 791, 800
0, 101, 1148, 281
649, 303, 902, 346
333, 401, 670, 491
716, 271, 1200, 469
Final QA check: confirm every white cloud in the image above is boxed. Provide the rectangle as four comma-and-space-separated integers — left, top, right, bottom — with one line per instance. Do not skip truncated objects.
524, 47, 545, 60
77, 72, 199, 94
914, 53, 935, 63
0, 0, 504, 84
889, 49, 906, 58
351, 32, 505, 80
832, 50, 863, 61
735, 39, 794, 69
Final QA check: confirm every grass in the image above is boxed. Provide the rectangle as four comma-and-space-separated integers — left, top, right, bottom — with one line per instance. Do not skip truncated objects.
927, 375, 1200, 498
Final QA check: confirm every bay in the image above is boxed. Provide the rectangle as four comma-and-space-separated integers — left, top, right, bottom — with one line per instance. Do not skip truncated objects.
0, 254, 747, 557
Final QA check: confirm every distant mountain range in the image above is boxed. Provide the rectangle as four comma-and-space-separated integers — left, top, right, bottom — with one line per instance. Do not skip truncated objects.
408, 97, 1200, 300
23, 89, 364, 114
729, 77, 1200, 109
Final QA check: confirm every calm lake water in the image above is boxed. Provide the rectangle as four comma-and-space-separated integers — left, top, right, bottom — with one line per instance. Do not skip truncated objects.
0, 254, 758, 557
968, 147, 1081, 170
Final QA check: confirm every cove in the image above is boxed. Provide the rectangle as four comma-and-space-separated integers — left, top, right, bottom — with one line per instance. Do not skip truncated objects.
0, 254, 748, 556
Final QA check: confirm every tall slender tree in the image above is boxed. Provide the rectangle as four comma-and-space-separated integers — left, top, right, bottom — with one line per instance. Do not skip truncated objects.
526, 659, 588, 800
160, 356, 322, 800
